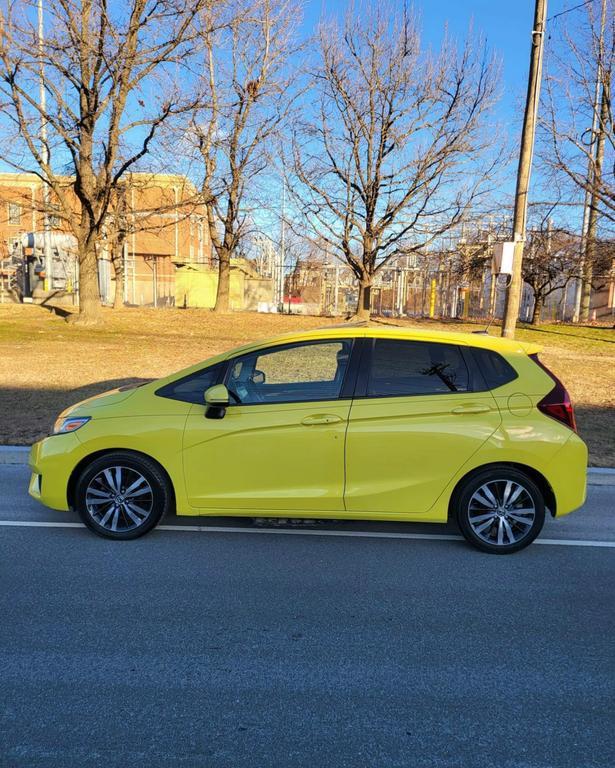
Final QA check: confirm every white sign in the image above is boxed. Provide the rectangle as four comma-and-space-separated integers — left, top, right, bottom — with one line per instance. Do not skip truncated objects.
492, 242, 515, 275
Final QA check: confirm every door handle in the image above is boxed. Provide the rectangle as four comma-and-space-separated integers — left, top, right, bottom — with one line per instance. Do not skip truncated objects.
301, 414, 343, 426
451, 404, 491, 414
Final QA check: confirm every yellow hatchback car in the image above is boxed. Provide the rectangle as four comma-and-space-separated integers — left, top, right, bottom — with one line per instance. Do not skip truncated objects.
29, 326, 587, 553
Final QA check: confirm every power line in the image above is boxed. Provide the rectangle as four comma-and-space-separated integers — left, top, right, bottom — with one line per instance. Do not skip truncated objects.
548, 0, 594, 22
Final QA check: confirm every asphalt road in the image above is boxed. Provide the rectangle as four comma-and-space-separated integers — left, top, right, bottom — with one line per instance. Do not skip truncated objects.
1, 464, 614, 768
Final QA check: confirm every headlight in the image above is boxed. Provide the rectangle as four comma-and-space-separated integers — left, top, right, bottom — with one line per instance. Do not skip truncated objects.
52, 416, 91, 435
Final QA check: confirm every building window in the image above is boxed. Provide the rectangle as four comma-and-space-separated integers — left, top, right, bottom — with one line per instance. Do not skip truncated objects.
8, 202, 21, 226
49, 205, 62, 228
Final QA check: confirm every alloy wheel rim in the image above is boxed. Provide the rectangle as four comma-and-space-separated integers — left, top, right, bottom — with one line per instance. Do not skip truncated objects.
468, 479, 536, 547
85, 466, 153, 532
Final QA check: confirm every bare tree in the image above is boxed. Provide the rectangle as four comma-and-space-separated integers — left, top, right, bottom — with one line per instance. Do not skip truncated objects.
544, 4, 614, 221
287, 3, 499, 320
102, 175, 203, 309
522, 222, 578, 325
101, 184, 130, 309
542, 4, 615, 321
186, 0, 300, 313
0, 0, 204, 323
279, 232, 324, 311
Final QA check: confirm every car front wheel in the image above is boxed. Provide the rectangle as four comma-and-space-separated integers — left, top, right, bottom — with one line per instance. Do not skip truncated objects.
455, 467, 545, 554
75, 452, 171, 540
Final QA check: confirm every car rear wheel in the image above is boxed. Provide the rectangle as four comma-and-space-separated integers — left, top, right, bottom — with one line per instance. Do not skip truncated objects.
75, 452, 171, 540
455, 467, 545, 554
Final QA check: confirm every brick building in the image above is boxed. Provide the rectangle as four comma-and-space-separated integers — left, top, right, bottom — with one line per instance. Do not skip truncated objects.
0, 172, 212, 306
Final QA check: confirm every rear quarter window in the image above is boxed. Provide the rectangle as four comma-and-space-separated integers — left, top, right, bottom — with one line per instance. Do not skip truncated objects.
468, 347, 518, 391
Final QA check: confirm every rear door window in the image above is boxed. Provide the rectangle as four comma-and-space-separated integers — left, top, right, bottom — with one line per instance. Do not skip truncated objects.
367, 339, 469, 397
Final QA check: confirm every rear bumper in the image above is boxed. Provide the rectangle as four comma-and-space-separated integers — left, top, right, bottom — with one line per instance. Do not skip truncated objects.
545, 432, 588, 517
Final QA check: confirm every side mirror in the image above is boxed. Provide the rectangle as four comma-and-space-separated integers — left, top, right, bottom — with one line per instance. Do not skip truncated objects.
204, 384, 230, 419
251, 369, 266, 385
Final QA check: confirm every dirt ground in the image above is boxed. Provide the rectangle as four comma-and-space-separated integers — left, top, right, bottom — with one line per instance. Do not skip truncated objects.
1, 304, 613, 465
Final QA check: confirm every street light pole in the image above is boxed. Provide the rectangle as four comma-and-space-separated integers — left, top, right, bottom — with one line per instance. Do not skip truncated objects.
502, 0, 548, 338
38, 0, 53, 293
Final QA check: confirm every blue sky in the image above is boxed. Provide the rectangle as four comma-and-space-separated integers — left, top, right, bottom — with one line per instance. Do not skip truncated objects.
296, 0, 594, 229
303, 0, 534, 116
302, 0, 584, 148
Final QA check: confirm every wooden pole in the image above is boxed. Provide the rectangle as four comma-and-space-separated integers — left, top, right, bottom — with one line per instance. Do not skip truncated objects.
574, 0, 607, 323
580, 37, 609, 322
502, 0, 547, 338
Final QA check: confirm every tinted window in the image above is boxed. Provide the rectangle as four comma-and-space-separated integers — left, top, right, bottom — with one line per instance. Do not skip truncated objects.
156, 363, 223, 404
367, 339, 469, 397
227, 340, 352, 404
469, 348, 517, 390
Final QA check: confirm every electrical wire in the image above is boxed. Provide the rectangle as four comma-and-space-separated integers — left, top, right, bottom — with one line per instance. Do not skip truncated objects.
548, 0, 595, 22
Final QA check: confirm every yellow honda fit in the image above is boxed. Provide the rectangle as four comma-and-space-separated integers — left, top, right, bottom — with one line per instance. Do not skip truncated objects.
29, 326, 587, 553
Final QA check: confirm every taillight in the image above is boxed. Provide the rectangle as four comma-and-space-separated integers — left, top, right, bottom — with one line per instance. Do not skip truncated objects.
531, 354, 577, 432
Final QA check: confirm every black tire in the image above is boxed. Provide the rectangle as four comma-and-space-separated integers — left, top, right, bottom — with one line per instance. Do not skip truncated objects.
454, 466, 545, 554
75, 451, 171, 540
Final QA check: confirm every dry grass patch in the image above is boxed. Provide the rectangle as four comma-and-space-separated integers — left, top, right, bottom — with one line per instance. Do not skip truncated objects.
1, 305, 613, 465
0, 305, 327, 445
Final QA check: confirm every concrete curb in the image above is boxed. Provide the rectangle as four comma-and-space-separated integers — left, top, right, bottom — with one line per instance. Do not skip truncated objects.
586, 467, 615, 486
1, 444, 614, 485
0, 446, 29, 464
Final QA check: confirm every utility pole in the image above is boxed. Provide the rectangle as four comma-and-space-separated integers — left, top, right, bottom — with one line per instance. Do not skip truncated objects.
502, 0, 547, 338
573, 0, 606, 322
38, 0, 53, 293
575, 0, 607, 323
334, 264, 339, 314
580, 84, 608, 322
278, 180, 286, 310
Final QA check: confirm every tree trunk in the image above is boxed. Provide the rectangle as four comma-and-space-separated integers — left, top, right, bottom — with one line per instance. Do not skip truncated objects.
214, 247, 231, 312
530, 293, 543, 325
355, 274, 372, 321
111, 242, 125, 310
579, 265, 593, 323
74, 238, 101, 324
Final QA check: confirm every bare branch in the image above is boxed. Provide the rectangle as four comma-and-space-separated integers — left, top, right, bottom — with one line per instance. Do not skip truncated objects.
285, 1, 500, 318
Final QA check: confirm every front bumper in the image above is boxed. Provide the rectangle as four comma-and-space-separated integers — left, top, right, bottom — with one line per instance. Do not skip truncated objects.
28, 432, 83, 511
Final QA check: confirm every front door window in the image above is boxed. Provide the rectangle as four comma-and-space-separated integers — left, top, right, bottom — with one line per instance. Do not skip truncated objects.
226, 339, 353, 405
